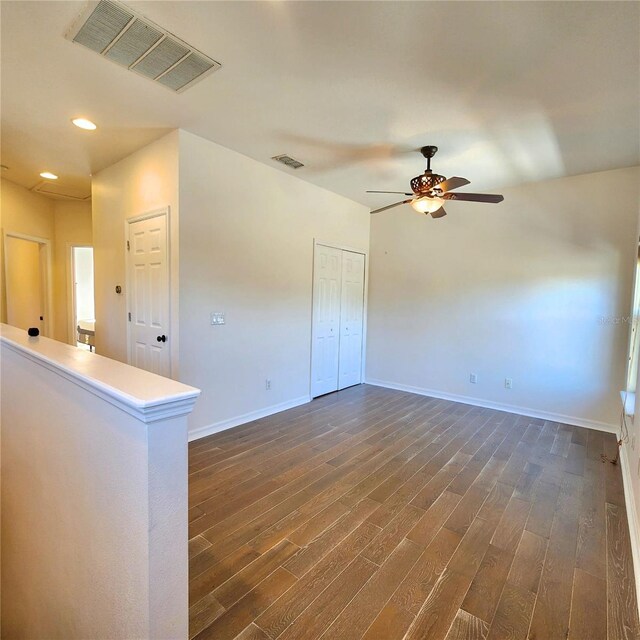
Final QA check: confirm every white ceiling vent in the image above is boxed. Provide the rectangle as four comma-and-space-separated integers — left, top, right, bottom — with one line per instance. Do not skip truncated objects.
32, 181, 91, 201
66, 0, 221, 93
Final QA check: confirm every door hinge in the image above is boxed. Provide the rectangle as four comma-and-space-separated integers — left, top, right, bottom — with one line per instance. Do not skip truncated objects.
128, 312, 131, 322
126, 240, 130, 251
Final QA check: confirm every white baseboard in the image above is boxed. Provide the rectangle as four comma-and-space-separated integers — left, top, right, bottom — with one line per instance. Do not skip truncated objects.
365, 378, 619, 434
188, 395, 311, 442
619, 444, 640, 620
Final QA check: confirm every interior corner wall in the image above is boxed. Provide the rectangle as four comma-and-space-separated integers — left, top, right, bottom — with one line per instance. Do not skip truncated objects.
0, 178, 55, 326
178, 130, 370, 436
366, 166, 640, 430
92, 131, 179, 371
52, 200, 92, 344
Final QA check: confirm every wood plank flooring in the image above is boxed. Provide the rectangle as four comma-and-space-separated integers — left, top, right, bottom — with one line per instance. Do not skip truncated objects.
188, 385, 639, 640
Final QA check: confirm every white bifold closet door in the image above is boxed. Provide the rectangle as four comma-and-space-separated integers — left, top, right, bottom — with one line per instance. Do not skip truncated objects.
338, 251, 365, 390
311, 245, 365, 398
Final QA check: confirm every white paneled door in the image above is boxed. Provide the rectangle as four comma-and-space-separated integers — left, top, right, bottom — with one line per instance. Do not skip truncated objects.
311, 244, 365, 398
127, 213, 170, 377
4, 236, 46, 335
338, 251, 366, 390
311, 245, 343, 397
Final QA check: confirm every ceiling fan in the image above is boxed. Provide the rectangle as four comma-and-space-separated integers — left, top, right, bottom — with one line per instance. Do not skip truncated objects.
368, 146, 504, 218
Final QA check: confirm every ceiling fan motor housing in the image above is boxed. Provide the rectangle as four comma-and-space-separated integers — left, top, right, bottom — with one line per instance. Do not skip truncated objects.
410, 171, 446, 196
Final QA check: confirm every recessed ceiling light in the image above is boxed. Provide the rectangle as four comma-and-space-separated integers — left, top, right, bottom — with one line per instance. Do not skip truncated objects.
72, 118, 97, 130
40, 172, 58, 180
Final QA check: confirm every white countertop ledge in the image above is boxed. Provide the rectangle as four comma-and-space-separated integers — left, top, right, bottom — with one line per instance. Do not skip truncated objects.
1, 324, 200, 423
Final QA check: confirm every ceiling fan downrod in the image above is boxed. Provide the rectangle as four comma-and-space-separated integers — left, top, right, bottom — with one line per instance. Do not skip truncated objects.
420, 145, 438, 172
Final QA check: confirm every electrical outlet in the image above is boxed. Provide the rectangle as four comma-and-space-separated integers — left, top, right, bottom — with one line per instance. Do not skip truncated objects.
505, 378, 513, 390
210, 312, 225, 325
470, 373, 478, 384
265, 379, 271, 391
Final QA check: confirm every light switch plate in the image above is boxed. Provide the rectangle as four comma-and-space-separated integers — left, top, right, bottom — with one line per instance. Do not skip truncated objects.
211, 312, 225, 325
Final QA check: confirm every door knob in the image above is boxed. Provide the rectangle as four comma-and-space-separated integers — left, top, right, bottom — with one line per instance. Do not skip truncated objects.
157, 335, 167, 342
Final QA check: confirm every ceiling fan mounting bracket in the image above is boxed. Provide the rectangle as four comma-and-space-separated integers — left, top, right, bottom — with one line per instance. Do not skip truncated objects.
420, 146, 438, 159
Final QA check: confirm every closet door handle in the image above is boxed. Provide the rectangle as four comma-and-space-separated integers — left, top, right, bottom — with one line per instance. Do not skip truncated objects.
157, 335, 167, 343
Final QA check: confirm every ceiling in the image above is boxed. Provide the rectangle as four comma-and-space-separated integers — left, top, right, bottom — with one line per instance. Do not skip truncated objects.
1, 1, 638, 205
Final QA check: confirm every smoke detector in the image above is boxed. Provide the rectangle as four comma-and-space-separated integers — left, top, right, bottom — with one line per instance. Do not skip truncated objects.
66, 0, 221, 93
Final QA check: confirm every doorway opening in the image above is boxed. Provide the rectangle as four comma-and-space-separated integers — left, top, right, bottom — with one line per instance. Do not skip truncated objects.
70, 246, 95, 351
3, 232, 52, 336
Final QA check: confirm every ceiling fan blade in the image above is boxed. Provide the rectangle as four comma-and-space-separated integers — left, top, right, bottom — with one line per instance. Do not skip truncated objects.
367, 190, 414, 196
443, 192, 504, 203
438, 176, 470, 192
370, 199, 412, 214
430, 206, 447, 218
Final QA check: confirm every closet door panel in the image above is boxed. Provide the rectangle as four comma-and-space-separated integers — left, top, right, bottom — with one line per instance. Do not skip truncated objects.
338, 251, 365, 390
311, 245, 342, 397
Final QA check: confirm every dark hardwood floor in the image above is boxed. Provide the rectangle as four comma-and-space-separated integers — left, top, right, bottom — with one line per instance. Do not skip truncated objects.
187, 384, 640, 640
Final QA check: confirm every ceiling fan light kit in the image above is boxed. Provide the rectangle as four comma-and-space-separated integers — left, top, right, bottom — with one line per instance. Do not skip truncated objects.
368, 145, 504, 218
411, 196, 445, 214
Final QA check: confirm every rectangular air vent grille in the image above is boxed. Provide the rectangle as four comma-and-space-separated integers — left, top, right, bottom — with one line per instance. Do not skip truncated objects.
105, 20, 163, 67
272, 154, 305, 170
73, 0, 133, 53
132, 36, 189, 79
67, 0, 221, 93
157, 53, 215, 91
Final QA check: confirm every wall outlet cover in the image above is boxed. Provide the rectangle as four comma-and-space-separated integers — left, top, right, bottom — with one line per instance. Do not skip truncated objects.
210, 312, 225, 325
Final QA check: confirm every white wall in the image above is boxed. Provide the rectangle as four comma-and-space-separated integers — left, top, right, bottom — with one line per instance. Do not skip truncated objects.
52, 200, 92, 344
0, 324, 199, 638
0, 180, 93, 343
0, 178, 55, 327
92, 131, 179, 369
366, 166, 640, 429
178, 131, 370, 436
73, 247, 95, 322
